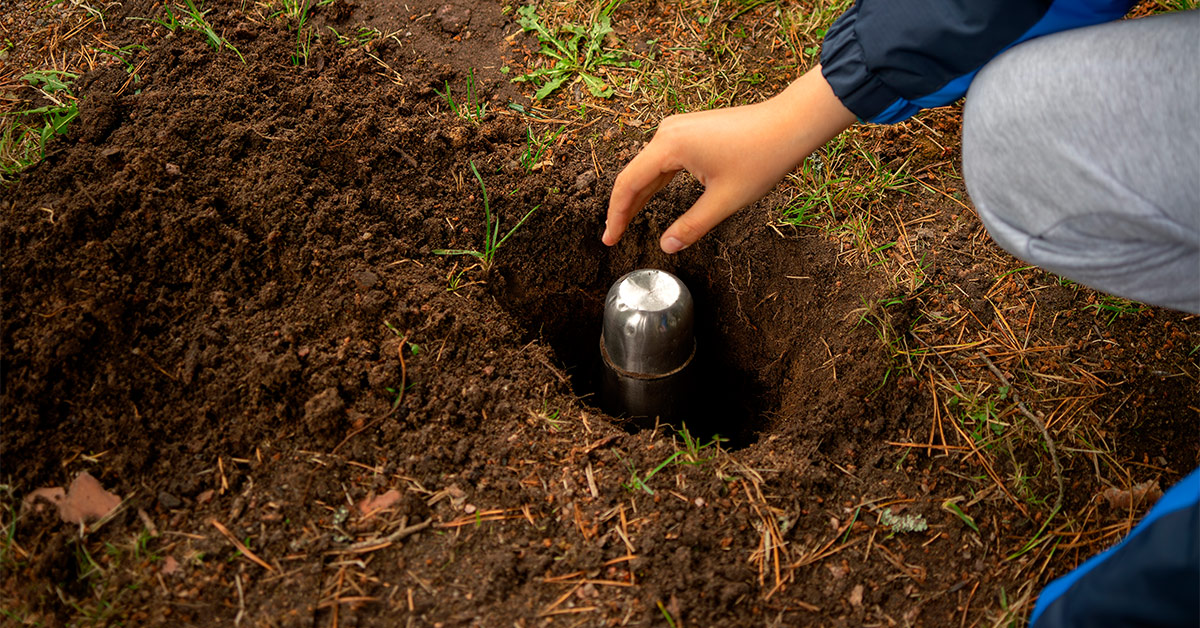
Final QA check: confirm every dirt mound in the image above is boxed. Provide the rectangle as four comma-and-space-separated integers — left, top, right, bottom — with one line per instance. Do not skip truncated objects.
3, 1, 1196, 625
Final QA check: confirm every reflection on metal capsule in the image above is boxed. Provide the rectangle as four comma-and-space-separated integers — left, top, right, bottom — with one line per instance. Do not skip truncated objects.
600, 269, 695, 424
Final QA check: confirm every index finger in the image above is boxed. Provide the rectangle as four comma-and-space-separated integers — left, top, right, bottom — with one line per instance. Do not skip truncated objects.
603, 146, 678, 246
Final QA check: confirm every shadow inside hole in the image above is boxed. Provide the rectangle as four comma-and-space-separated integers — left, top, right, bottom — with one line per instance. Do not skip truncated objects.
508, 269, 774, 449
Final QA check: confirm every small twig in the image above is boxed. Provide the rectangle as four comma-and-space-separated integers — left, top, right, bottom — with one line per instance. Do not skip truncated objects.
331, 408, 393, 454
538, 583, 583, 617
960, 579, 979, 628
211, 519, 276, 572
820, 336, 837, 381
537, 353, 569, 383
137, 508, 159, 537
316, 597, 381, 609
234, 574, 246, 626
911, 333, 963, 390
977, 352, 1064, 514
329, 518, 431, 554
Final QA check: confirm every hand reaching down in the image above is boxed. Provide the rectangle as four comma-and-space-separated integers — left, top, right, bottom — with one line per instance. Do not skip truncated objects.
604, 66, 856, 254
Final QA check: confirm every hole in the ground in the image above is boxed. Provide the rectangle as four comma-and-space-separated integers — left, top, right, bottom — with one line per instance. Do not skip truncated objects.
501, 257, 777, 449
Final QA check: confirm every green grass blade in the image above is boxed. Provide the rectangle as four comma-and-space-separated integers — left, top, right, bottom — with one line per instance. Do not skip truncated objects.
467, 161, 494, 257
942, 500, 980, 533
532, 75, 569, 101
495, 205, 539, 249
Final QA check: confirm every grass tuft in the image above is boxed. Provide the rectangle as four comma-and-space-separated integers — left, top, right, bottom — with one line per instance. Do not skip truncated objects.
519, 124, 564, 171
512, 3, 638, 100
780, 132, 911, 233
1, 71, 80, 183
433, 161, 538, 272
435, 68, 488, 123
620, 424, 725, 494
1085, 294, 1146, 326
129, 0, 245, 63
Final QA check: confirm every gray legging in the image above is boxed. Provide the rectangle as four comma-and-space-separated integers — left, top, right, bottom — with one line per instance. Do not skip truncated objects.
963, 10, 1199, 314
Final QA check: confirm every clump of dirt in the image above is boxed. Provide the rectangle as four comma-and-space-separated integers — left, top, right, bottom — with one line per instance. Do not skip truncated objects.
2, 0, 1196, 625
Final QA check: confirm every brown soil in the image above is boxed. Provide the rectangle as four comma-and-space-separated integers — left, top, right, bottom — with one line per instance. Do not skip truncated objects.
3, 1, 1197, 626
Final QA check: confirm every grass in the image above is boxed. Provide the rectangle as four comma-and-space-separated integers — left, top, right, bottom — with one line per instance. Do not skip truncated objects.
657, 600, 678, 627
621, 424, 725, 494
673, 423, 726, 464
990, 583, 1037, 628
613, 0, 850, 121
618, 452, 675, 495
512, 2, 639, 100
528, 398, 563, 431
261, 0, 336, 65
1151, 0, 1198, 9
177, 0, 245, 63
272, 0, 330, 21
942, 499, 981, 533
435, 68, 488, 123
942, 379, 1061, 514
97, 43, 148, 77
948, 383, 1012, 449
855, 296, 928, 399
433, 161, 539, 272
20, 526, 167, 625
280, 1, 316, 65
129, 0, 245, 63
327, 25, 385, 47
1085, 294, 1146, 325
444, 264, 482, 292
1, 70, 80, 183
775, 0, 852, 65
780, 132, 911, 232
519, 124, 564, 171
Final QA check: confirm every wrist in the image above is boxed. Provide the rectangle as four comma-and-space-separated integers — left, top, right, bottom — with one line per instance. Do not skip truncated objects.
770, 65, 857, 165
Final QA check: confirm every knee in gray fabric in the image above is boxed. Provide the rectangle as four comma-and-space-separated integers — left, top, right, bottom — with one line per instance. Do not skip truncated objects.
959, 15, 1200, 313
960, 51, 1037, 260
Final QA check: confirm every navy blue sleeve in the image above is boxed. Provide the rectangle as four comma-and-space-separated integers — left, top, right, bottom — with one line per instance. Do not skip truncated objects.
1030, 468, 1200, 627
820, 0, 1136, 124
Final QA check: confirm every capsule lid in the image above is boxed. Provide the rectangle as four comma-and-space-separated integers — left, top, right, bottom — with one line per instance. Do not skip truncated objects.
601, 269, 695, 376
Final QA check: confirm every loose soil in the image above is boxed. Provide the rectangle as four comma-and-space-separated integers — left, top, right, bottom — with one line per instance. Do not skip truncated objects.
3, 1, 1197, 626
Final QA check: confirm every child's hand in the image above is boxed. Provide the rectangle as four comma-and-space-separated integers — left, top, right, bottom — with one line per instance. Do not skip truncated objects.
604, 66, 855, 253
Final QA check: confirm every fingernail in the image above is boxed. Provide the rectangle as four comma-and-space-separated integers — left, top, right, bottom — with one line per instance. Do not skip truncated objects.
662, 236, 688, 254
601, 227, 611, 243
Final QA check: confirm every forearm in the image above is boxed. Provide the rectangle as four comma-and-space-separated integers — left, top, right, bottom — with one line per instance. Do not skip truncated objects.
757, 66, 858, 174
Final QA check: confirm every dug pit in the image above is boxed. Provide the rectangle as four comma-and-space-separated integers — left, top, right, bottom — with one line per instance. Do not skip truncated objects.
494, 185, 908, 450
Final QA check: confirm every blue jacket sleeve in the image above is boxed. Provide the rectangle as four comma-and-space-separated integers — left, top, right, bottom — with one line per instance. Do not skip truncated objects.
820, 0, 1136, 124
1030, 469, 1199, 628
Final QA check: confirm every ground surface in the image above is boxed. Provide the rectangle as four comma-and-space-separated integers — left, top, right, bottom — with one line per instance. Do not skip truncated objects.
2, 0, 1197, 626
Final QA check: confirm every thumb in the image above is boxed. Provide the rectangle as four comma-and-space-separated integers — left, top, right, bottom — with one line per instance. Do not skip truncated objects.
659, 185, 743, 254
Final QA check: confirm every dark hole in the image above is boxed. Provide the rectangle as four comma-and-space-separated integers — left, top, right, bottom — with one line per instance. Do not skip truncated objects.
501, 264, 776, 449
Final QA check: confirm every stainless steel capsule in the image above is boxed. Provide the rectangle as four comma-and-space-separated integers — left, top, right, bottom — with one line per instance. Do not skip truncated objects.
600, 269, 695, 423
